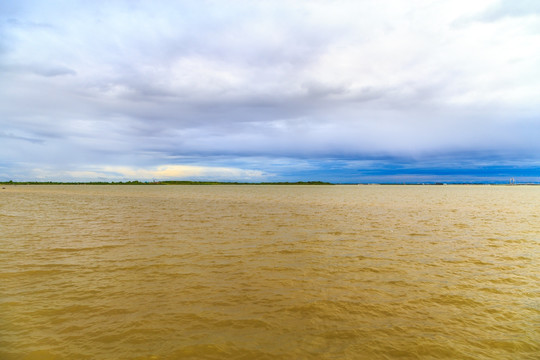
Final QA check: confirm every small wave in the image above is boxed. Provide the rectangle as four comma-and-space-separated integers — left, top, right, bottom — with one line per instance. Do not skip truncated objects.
47, 244, 125, 252
214, 318, 272, 330
167, 343, 276, 360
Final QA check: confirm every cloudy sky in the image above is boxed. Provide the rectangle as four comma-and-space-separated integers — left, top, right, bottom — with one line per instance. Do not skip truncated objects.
1, 0, 539, 183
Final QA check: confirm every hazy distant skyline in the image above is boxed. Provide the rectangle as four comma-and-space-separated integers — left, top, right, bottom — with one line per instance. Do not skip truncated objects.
1, 0, 539, 183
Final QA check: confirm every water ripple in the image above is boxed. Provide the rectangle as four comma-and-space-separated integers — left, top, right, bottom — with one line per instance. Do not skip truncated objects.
1, 185, 539, 359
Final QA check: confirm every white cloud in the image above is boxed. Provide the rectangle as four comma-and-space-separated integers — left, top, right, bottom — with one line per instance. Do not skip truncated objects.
1, 0, 539, 181
28, 165, 267, 182
100, 165, 266, 181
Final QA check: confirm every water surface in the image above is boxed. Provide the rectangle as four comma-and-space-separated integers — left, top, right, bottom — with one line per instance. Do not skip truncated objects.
1, 185, 538, 359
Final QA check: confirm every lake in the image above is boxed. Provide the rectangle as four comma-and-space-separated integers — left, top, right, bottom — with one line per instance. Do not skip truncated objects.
1, 185, 538, 359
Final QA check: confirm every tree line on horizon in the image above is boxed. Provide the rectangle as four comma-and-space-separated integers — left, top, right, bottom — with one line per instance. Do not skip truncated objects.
0, 180, 333, 185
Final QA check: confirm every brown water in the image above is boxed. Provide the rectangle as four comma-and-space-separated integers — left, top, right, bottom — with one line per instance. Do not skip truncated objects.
1, 185, 539, 359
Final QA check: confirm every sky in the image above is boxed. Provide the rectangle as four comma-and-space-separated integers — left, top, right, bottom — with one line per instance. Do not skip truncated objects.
1, 0, 539, 183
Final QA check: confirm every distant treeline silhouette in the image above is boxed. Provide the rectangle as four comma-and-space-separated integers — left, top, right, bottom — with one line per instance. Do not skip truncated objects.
0, 180, 333, 185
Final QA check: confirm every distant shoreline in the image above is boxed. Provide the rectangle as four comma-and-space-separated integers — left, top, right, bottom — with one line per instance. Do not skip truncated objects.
1, 181, 538, 186
0, 181, 333, 186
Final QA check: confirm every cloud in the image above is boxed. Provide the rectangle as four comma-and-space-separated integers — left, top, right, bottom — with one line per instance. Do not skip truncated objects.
0, 130, 43, 144
0, 63, 76, 77
21, 164, 267, 182
0, 0, 539, 181
475, 0, 540, 21
98, 165, 266, 181
31, 65, 76, 77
